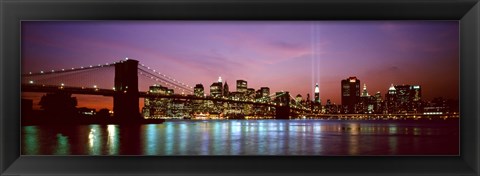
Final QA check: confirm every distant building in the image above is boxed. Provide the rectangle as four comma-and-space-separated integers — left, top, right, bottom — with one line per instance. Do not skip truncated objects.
411, 85, 422, 113
395, 85, 411, 110
314, 83, 320, 103
194, 84, 204, 97
142, 85, 174, 118
247, 88, 255, 100
384, 84, 423, 113
361, 84, 369, 97
260, 87, 270, 103
385, 84, 397, 113
210, 82, 222, 98
236, 80, 247, 93
313, 83, 321, 113
374, 91, 383, 113
375, 91, 382, 102
358, 84, 375, 113
210, 77, 223, 98
341, 77, 360, 113
223, 81, 229, 98
412, 85, 421, 101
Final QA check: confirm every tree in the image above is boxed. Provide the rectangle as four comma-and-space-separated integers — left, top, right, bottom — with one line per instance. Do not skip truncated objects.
96, 108, 111, 118
39, 92, 78, 119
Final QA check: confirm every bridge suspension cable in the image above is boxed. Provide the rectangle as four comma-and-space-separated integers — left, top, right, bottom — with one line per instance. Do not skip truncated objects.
138, 62, 194, 89
22, 62, 116, 89
22, 62, 116, 77
138, 68, 193, 93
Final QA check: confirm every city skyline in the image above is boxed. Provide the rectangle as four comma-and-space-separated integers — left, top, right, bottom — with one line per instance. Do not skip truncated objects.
21, 21, 459, 110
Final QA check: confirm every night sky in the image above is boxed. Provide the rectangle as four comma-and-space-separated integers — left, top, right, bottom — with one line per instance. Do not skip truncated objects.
21, 21, 459, 110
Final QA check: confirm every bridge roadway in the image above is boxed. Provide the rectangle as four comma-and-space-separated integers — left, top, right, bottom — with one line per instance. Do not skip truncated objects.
21, 84, 310, 112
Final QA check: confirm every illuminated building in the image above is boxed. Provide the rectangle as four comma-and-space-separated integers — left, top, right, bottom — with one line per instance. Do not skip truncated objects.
247, 88, 255, 100
210, 77, 223, 98
395, 85, 411, 106
255, 89, 262, 100
375, 91, 382, 102
314, 83, 320, 103
313, 83, 321, 113
361, 84, 369, 97
412, 85, 421, 101
394, 84, 421, 113
374, 91, 383, 113
236, 80, 247, 93
341, 77, 360, 113
142, 85, 174, 118
193, 84, 206, 113
324, 99, 339, 114
384, 84, 397, 113
411, 85, 422, 113
384, 84, 423, 113
260, 87, 270, 103
194, 84, 204, 97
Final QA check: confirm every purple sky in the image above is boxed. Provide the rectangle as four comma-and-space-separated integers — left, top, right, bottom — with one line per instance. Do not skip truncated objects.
21, 21, 459, 110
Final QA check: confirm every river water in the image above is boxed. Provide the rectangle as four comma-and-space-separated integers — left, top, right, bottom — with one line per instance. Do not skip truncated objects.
21, 119, 459, 155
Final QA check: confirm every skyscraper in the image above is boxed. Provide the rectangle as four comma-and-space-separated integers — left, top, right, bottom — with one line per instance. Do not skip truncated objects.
385, 84, 397, 113
314, 83, 320, 103
411, 85, 421, 102
194, 84, 204, 97
313, 83, 321, 113
341, 77, 360, 113
247, 88, 256, 100
142, 85, 173, 118
395, 84, 422, 113
210, 77, 223, 98
236, 80, 247, 93
223, 81, 229, 98
361, 84, 369, 97
260, 87, 270, 103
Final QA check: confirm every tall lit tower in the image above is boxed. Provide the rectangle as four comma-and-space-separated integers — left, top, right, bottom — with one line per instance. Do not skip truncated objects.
388, 84, 396, 95
341, 77, 361, 113
361, 84, 369, 97
385, 83, 397, 113
313, 83, 321, 113
314, 83, 320, 103
210, 76, 223, 98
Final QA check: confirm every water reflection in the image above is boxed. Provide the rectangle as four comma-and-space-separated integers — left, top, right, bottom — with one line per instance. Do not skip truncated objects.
88, 125, 102, 155
55, 133, 70, 155
107, 125, 119, 155
23, 126, 39, 155
21, 119, 459, 155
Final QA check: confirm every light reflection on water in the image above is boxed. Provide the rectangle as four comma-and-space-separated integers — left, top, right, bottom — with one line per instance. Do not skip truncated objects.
21, 119, 459, 155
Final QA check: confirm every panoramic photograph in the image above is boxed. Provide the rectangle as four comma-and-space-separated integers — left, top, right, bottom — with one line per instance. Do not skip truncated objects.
21, 21, 459, 155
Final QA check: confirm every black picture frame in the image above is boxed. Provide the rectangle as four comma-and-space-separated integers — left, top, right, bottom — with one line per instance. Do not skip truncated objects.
1, 0, 479, 175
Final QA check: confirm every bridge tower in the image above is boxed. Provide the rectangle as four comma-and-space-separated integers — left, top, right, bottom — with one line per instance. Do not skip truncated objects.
275, 91, 290, 119
114, 59, 140, 121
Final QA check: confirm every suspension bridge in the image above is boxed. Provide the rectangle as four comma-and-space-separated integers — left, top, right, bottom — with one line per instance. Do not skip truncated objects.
22, 58, 312, 122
